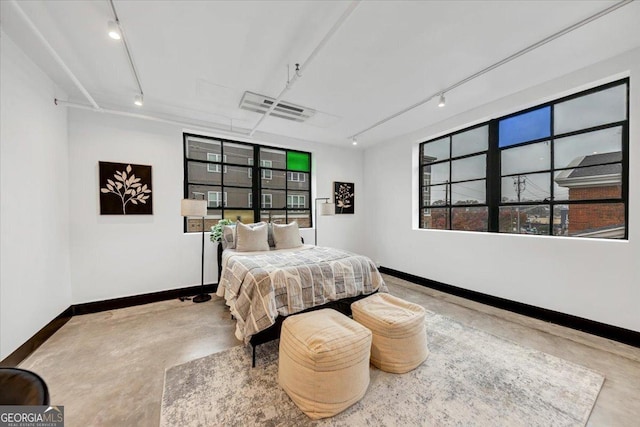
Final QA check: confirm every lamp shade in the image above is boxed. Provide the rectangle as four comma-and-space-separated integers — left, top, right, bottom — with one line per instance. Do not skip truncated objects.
319, 202, 336, 216
181, 199, 207, 217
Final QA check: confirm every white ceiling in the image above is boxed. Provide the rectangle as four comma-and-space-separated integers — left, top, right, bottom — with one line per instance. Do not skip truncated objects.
2, 0, 640, 148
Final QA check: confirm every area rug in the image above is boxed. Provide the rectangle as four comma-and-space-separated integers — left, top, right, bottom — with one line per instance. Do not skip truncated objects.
160, 311, 604, 426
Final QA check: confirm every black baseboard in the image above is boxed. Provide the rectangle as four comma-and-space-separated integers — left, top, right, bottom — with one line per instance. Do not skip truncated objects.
0, 307, 73, 368
71, 283, 217, 316
380, 266, 640, 349
0, 283, 218, 367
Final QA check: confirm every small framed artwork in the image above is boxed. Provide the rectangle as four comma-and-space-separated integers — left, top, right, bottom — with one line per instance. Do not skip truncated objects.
334, 181, 354, 214
99, 161, 153, 215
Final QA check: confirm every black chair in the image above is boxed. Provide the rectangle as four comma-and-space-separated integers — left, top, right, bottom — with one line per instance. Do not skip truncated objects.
0, 368, 50, 405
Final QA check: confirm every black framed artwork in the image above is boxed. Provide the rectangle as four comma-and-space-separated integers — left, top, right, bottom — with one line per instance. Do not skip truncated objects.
99, 161, 153, 215
334, 181, 354, 214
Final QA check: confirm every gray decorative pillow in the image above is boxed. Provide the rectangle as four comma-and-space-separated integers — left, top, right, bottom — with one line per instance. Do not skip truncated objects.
235, 222, 270, 252
221, 225, 236, 250
272, 222, 303, 250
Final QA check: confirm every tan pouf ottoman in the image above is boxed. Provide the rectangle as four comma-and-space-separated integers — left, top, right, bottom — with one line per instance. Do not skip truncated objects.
278, 308, 372, 420
352, 293, 429, 374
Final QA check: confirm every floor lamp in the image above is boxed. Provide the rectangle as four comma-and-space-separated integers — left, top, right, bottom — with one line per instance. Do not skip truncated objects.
314, 198, 335, 246
181, 198, 211, 303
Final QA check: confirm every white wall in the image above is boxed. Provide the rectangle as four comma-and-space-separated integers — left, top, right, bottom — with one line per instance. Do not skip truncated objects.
0, 32, 72, 359
67, 109, 365, 303
364, 48, 640, 333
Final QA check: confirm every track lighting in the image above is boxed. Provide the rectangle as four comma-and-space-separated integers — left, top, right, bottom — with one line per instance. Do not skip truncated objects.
108, 20, 121, 40
352, 137, 358, 146
438, 93, 446, 108
134, 94, 143, 106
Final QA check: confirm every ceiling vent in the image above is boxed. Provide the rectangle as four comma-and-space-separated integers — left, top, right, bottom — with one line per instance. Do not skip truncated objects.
239, 91, 315, 123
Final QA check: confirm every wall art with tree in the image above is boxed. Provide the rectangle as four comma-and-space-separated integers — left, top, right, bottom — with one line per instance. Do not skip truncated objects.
99, 161, 153, 215
334, 181, 354, 214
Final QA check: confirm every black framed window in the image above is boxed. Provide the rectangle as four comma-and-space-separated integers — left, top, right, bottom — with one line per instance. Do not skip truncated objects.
184, 134, 312, 232
419, 78, 629, 239
420, 124, 489, 231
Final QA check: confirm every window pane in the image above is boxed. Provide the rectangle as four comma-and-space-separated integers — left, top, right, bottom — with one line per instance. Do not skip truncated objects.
554, 203, 625, 238
224, 210, 255, 224
451, 180, 485, 205
499, 205, 550, 235
422, 208, 449, 230
207, 190, 225, 208
422, 137, 449, 163
187, 161, 221, 185
424, 162, 449, 186
422, 186, 429, 206
261, 210, 286, 224
287, 191, 309, 209
187, 184, 220, 203
452, 207, 488, 231
224, 166, 252, 187
421, 167, 431, 187
262, 169, 286, 189
185, 136, 221, 161
501, 173, 550, 203
420, 209, 430, 229
224, 142, 253, 165
288, 210, 311, 228
499, 106, 551, 147
260, 148, 286, 169
554, 84, 626, 134
287, 151, 310, 172
226, 187, 252, 208
452, 125, 488, 157
501, 141, 550, 175
187, 210, 222, 232
554, 164, 622, 201
423, 184, 448, 206
451, 154, 486, 182
263, 190, 285, 209
554, 126, 622, 169
287, 172, 310, 190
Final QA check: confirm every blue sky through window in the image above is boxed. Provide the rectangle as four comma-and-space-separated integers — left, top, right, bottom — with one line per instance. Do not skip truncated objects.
499, 106, 551, 148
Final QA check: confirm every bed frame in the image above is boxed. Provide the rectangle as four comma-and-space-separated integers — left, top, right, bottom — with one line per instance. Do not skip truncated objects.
216, 243, 377, 367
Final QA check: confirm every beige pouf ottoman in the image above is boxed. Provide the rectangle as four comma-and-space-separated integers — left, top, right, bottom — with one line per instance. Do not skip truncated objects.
352, 293, 429, 374
278, 308, 372, 420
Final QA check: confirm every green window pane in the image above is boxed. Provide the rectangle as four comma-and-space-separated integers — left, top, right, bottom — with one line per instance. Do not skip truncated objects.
287, 151, 310, 172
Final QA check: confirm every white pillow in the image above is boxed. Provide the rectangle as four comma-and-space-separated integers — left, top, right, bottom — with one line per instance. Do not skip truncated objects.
235, 221, 270, 252
272, 222, 302, 250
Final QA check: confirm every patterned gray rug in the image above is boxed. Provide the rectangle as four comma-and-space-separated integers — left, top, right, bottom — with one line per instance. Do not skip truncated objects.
161, 311, 604, 426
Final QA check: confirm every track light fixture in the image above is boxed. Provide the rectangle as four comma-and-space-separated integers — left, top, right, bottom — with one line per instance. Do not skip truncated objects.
438, 93, 446, 108
108, 20, 121, 40
352, 137, 358, 146
134, 93, 143, 106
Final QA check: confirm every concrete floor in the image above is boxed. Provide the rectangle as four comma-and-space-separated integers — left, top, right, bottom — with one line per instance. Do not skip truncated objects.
19, 274, 640, 427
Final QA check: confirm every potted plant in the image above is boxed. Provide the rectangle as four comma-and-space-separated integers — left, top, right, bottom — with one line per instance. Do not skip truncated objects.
210, 219, 234, 243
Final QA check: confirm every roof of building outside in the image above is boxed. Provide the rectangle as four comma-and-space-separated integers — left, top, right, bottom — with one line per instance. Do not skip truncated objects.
567, 151, 621, 178
555, 151, 622, 188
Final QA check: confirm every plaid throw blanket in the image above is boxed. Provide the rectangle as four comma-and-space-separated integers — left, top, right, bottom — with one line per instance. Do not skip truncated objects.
217, 246, 387, 343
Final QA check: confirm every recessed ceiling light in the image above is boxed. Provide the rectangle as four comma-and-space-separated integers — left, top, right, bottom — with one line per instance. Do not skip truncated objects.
134, 94, 143, 106
438, 93, 446, 108
108, 20, 121, 40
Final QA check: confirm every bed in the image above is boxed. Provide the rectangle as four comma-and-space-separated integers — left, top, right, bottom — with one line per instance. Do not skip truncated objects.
216, 243, 387, 366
